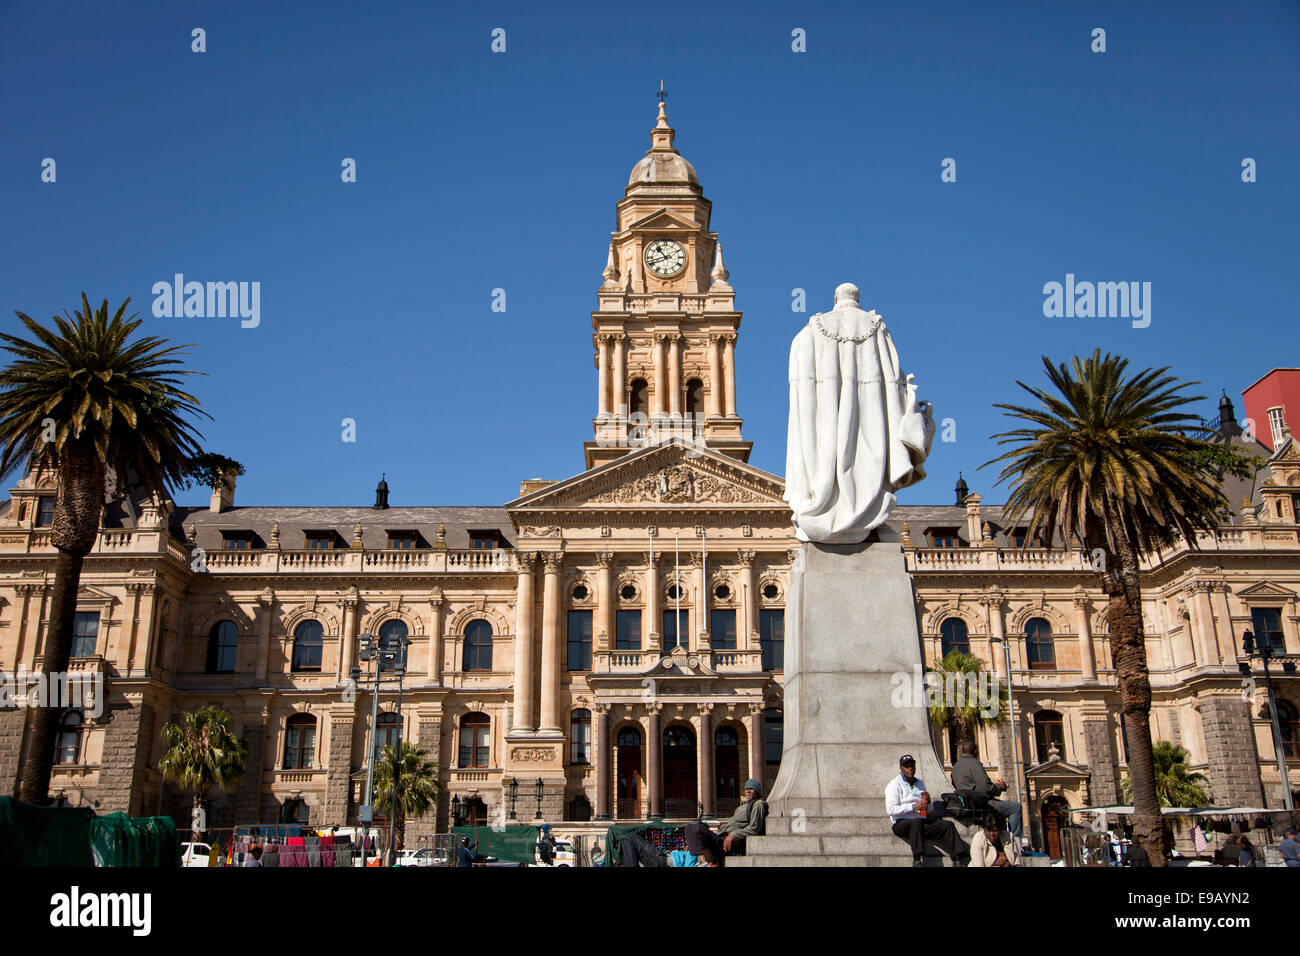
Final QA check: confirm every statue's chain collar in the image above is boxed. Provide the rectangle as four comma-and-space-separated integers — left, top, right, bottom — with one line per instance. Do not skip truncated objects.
812, 309, 883, 342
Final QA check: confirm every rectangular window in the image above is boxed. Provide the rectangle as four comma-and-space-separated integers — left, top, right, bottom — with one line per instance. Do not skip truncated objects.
662, 610, 689, 651
710, 609, 737, 650
615, 610, 641, 651
469, 533, 498, 550
305, 533, 334, 550
223, 536, 251, 551
567, 610, 593, 671
1268, 407, 1287, 448
570, 718, 591, 765
764, 711, 783, 765
71, 612, 100, 657
1011, 528, 1029, 548
928, 528, 960, 548
760, 609, 785, 670
1251, 607, 1286, 653
387, 533, 416, 550
459, 725, 490, 768
36, 496, 55, 528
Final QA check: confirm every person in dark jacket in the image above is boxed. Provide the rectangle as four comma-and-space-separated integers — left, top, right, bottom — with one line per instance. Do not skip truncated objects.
683, 778, 768, 865
950, 740, 1023, 840
457, 836, 477, 867
1236, 834, 1256, 867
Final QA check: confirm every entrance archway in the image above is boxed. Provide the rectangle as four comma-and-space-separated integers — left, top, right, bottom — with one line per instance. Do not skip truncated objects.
663, 724, 697, 818
616, 727, 642, 819
1041, 795, 1069, 859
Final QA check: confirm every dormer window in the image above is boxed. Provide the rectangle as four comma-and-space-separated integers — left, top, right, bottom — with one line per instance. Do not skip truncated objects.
305, 531, 336, 550
469, 531, 499, 550
221, 531, 254, 550
36, 496, 55, 528
928, 527, 961, 548
387, 531, 417, 550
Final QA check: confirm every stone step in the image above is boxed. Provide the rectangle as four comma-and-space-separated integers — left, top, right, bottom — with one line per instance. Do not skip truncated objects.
747, 834, 911, 855
765, 814, 982, 838
728, 852, 957, 868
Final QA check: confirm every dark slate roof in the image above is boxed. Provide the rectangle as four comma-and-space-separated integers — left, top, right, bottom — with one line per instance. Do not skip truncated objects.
168, 506, 516, 552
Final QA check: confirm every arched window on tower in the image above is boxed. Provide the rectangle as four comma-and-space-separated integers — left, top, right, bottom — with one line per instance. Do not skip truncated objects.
685, 379, 705, 417
630, 379, 650, 418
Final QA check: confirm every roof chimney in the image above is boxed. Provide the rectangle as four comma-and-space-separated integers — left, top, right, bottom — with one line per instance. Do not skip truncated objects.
209, 473, 235, 513
374, 474, 389, 510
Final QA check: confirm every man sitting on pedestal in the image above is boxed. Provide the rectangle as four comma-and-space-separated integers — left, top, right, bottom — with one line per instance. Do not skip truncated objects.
684, 778, 768, 866
951, 739, 1024, 844
885, 754, 970, 867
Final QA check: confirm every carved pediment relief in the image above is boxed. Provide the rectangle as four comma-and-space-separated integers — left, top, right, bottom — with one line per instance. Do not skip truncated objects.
1236, 581, 1297, 600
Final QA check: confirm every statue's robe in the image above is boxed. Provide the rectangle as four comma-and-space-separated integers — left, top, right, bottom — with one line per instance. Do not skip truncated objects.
783, 305, 934, 543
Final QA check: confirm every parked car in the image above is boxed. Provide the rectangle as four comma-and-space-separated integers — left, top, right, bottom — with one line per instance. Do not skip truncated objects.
535, 840, 577, 867
180, 842, 211, 868
393, 848, 442, 867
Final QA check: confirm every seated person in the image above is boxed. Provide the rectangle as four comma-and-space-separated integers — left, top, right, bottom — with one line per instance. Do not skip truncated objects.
885, 753, 970, 867
969, 814, 1021, 867
683, 778, 768, 865
950, 739, 1023, 842
620, 832, 710, 867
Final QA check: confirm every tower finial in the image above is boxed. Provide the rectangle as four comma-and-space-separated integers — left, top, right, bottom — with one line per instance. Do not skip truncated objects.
710, 241, 730, 287
602, 241, 620, 287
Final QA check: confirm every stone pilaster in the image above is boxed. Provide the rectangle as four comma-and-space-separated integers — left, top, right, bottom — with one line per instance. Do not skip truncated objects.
0, 707, 25, 797
1196, 695, 1264, 806
325, 712, 355, 823
234, 709, 268, 823
1082, 714, 1119, 805
96, 694, 145, 815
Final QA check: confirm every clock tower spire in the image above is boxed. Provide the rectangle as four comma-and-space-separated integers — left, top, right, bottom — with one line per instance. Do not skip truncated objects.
583, 97, 750, 470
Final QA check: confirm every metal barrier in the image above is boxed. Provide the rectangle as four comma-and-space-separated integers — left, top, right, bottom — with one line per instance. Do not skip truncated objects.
1060, 827, 1114, 867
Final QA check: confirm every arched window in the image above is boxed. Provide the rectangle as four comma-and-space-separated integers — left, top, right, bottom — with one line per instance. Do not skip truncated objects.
206, 620, 238, 674
685, 379, 705, 416
1026, 618, 1055, 670
53, 710, 84, 765
618, 727, 642, 747
1278, 700, 1299, 760
291, 620, 323, 672
1034, 710, 1066, 763
569, 709, 591, 765
459, 712, 490, 768
284, 714, 317, 769
939, 618, 970, 657
378, 619, 408, 672
463, 619, 493, 672
629, 379, 650, 418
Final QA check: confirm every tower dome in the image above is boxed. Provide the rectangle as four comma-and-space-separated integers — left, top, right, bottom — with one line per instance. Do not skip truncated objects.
627, 100, 699, 186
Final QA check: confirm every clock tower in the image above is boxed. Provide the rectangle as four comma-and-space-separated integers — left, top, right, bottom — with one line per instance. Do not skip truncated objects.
584, 99, 751, 469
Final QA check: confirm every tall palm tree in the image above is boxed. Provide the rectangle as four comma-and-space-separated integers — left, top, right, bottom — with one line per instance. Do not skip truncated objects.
1122, 741, 1210, 809
0, 295, 207, 802
373, 742, 440, 856
984, 351, 1253, 866
927, 649, 1008, 751
158, 706, 248, 842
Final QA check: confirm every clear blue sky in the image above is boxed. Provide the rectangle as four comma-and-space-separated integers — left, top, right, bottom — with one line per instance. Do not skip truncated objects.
2, 1, 1296, 508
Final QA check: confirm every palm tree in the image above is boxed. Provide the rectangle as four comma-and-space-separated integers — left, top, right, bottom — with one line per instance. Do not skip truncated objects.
0, 295, 213, 803
1122, 741, 1210, 808
984, 351, 1254, 866
927, 650, 1008, 754
373, 742, 440, 856
159, 706, 248, 843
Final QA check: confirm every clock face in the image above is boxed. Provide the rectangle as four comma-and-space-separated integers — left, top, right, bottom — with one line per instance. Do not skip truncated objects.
644, 239, 686, 277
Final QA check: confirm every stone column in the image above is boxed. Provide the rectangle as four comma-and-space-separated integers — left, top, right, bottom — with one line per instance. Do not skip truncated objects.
428, 591, 445, 684
737, 551, 756, 652
512, 552, 538, 732
647, 706, 663, 820
124, 582, 156, 676
985, 591, 1008, 674
595, 552, 614, 651
338, 592, 359, 682
612, 334, 626, 418
747, 704, 764, 786
707, 333, 724, 418
1074, 593, 1097, 682
722, 332, 737, 418
645, 547, 660, 653
668, 333, 682, 417
255, 591, 275, 684
596, 333, 611, 417
538, 552, 564, 734
1189, 582, 1220, 668
698, 706, 715, 816
10, 583, 39, 671
652, 334, 668, 416
697, 546, 711, 653
595, 704, 612, 820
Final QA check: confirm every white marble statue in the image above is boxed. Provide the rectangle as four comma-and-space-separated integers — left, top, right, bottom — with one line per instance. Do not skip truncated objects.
784, 283, 934, 543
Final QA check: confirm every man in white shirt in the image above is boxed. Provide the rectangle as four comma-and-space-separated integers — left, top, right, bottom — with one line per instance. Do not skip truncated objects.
884, 753, 970, 867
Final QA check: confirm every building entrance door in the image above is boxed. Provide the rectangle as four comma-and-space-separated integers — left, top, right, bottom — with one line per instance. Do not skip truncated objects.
715, 726, 740, 816
663, 725, 697, 818
616, 727, 642, 819
1042, 797, 1068, 859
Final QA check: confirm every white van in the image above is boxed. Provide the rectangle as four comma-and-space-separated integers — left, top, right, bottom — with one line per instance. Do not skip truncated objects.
180, 842, 211, 867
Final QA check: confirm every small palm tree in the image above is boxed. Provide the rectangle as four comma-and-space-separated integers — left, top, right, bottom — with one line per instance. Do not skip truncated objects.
927, 650, 1008, 752
984, 351, 1254, 866
373, 742, 440, 856
1122, 741, 1210, 809
0, 295, 211, 803
159, 707, 248, 841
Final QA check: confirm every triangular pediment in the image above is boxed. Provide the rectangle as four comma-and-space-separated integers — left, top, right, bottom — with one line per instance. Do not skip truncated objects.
626, 208, 700, 233
506, 438, 788, 514
1237, 581, 1297, 600
76, 584, 117, 604
1026, 756, 1089, 778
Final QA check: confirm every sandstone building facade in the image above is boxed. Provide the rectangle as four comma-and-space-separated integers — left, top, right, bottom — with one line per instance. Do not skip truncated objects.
2, 102, 1297, 853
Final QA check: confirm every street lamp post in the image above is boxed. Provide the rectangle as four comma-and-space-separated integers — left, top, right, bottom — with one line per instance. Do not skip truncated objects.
1241, 629, 1297, 811
385, 647, 407, 866
534, 778, 544, 820
355, 634, 381, 867
508, 777, 519, 821
990, 632, 1028, 845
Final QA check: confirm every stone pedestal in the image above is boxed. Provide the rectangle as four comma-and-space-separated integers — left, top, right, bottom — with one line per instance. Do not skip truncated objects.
744, 532, 954, 866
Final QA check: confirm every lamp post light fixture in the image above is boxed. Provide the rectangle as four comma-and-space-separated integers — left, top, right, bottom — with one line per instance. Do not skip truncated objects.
1241, 629, 1296, 811
508, 777, 519, 821
451, 794, 463, 829
355, 635, 381, 867
534, 778, 544, 820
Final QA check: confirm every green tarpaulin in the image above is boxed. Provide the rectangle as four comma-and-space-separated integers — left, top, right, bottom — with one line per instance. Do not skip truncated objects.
600, 822, 686, 866
0, 796, 94, 867
89, 812, 180, 868
452, 825, 540, 865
